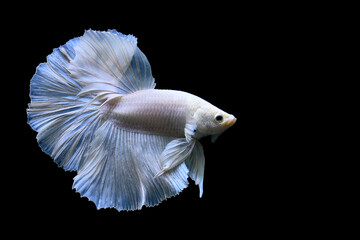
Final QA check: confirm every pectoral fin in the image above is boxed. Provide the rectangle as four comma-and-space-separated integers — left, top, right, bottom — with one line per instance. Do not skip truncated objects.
156, 138, 195, 177
185, 123, 197, 143
156, 137, 206, 198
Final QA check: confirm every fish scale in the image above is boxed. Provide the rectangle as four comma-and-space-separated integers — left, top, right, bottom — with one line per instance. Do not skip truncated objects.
106, 89, 189, 137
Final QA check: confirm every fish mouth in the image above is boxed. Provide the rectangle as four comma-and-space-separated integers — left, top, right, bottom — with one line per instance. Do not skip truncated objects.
224, 115, 237, 127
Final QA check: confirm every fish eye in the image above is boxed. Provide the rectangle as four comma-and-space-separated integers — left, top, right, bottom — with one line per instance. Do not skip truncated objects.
215, 114, 223, 123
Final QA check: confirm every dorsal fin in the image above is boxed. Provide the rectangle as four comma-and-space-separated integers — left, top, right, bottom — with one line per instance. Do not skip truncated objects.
62, 29, 156, 98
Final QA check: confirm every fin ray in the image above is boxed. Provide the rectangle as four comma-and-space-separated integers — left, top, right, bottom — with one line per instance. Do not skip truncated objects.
73, 122, 189, 211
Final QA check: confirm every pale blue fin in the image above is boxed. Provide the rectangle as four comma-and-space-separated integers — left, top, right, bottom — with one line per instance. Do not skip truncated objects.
68, 29, 155, 96
73, 122, 189, 210
156, 138, 196, 177
27, 30, 156, 171
27, 39, 101, 171
157, 137, 206, 197
27, 30, 189, 210
185, 141, 205, 197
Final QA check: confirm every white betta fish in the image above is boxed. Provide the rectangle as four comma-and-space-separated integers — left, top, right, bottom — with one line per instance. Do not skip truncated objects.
27, 29, 236, 211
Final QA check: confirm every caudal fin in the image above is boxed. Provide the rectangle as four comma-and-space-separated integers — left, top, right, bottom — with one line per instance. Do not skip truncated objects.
27, 30, 192, 211
27, 30, 155, 171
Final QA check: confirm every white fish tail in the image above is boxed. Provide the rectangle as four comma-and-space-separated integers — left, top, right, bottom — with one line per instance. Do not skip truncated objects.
27, 37, 102, 171
27, 30, 192, 211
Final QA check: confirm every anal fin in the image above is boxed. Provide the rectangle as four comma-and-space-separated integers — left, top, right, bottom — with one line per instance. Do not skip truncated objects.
73, 122, 189, 211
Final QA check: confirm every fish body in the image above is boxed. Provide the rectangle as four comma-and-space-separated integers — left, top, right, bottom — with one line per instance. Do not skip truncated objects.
27, 30, 236, 211
103, 89, 235, 139
104, 89, 188, 138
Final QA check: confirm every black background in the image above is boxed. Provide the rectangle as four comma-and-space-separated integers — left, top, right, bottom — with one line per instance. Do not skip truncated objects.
6, 3, 325, 237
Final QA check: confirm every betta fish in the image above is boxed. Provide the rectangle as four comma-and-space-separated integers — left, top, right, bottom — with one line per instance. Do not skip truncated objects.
27, 29, 236, 211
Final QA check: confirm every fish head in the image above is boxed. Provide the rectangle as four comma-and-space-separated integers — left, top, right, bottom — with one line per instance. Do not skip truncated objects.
193, 103, 236, 141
